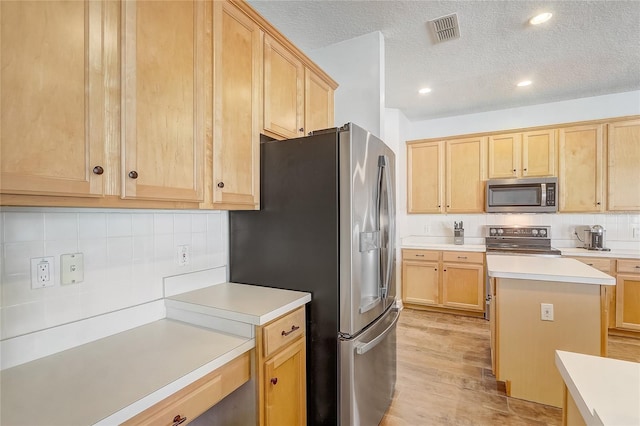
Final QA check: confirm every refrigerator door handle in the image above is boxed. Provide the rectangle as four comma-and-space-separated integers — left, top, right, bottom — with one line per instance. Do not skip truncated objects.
355, 308, 400, 355
378, 155, 395, 299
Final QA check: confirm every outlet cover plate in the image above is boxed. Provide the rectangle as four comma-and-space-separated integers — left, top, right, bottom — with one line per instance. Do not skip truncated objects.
31, 257, 55, 289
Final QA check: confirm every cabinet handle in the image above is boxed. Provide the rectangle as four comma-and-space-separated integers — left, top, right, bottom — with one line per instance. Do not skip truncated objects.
587, 263, 594, 266
270, 377, 278, 385
92, 166, 104, 175
299, 128, 304, 133
128, 170, 138, 179
217, 182, 224, 188
443, 269, 447, 272
523, 168, 527, 172
281, 325, 300, 336
457, 256, 467, 259
434, 268, 437, 271
513, 169, 516, 174
635, 265, 640, 269
597, 202, 601, 205
446, 205, 450, 208
438, 205, 441, 208
416, 254, 424, 257
172, 415, 187, 426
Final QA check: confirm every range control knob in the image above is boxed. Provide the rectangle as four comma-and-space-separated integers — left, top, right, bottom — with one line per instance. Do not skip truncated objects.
490, 228, 497, 235
497, 229, 504, 235
540, 229, 547, 236
532, 229, 538, 236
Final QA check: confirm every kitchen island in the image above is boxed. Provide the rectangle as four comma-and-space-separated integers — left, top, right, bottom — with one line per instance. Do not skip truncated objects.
487, 255, 615, 408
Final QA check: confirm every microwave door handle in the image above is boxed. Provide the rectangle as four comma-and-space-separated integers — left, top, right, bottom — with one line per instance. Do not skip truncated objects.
541, 183, 547, 206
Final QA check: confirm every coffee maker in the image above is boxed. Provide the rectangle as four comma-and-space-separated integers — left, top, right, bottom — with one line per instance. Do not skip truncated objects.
584, 225, 610, 251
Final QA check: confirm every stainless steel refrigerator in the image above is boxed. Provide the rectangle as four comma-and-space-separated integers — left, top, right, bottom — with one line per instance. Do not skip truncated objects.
229, 123, 398, 426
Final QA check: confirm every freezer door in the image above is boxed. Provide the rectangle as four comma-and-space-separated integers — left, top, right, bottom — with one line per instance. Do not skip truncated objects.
339, 123, 397, 335
340, 307, 399, 426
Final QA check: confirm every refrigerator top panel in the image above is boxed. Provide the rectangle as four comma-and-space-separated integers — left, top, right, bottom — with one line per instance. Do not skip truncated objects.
339, 123, 396, 337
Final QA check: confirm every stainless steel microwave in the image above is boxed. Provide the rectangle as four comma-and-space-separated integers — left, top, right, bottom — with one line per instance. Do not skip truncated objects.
486, 177, 558, 213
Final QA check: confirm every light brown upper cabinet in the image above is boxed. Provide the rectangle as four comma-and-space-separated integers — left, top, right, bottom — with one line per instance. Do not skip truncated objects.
0, 0, 109, 198
558, 124, 605, 212
207, 0, 261, 210
407, 141, 444, 213
263, 35, 304, 139
407, 137, 486, 214
488, 130, 556, 179
607, 119, 640, 211
304, 68, 335, 134
121, 0, 206, 202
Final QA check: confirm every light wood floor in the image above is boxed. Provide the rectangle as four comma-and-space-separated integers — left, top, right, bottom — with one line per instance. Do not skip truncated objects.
380, 308, 640, 426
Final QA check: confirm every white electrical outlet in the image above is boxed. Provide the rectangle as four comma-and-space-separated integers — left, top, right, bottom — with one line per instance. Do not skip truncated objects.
31, 257, 55, 289
177, 245, 190, 266
541, 303, 554, 321
423, 225, 431, 235
61, 253, 84, 285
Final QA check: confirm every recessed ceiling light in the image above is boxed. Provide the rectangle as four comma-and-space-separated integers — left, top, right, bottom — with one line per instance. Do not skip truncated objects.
529, 12, 553, 25
517, 80, 532, 87
419, 87, 432, 94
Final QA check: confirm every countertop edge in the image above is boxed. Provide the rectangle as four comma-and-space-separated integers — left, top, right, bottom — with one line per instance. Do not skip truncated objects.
95, 340, 255, 425
555, 351, 597, 424
488, 271, 616, 286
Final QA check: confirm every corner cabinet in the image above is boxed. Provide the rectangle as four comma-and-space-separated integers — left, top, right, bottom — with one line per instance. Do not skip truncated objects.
558, 124, 605, 212
402, 249, 485, 315
488, 130, 556, 179
206, 0, 261, 210
256, 307, 307, 426
0, 0, 110, 198
607, 119, 640, 211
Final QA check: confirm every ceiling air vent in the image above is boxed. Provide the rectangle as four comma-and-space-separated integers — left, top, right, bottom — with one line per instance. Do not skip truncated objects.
428, 13, 460, 43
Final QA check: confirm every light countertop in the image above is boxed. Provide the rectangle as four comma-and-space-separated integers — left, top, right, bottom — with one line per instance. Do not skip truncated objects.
0, 319, 254, 426
486, 254, 616, 285
165, 282, 312, 326
555, 350, 640, 426
401, 243, 486, 252
560, 247, 640, 259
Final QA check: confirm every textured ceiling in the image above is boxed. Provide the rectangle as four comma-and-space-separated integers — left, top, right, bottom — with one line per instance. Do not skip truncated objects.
248, 0, 640, 121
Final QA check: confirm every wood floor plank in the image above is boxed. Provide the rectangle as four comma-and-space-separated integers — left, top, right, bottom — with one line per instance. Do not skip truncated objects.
381, 308, 640, 426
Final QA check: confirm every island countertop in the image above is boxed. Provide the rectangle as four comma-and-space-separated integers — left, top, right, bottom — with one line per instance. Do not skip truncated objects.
555, 350, 640, 426
486, 254, 615, 285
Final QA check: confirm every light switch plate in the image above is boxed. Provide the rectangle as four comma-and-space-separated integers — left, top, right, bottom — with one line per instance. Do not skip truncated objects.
541, 303, 554, 321
61, 253, 84, 285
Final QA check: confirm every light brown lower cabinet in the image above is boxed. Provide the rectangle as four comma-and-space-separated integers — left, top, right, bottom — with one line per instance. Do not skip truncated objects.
122, 351, 251, 426
615, 259, 640, 332
402, 249, 485, 315
568, 257, 615, 328
257, 307, 307, 426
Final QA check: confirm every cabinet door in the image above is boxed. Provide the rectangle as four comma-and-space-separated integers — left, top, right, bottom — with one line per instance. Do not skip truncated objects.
121, 0, 205, 202
522, 129, 556, 177
264, 338, 306, 426
211, 1, 261, 209
558, 125, 604, 212
446, 136, 486, 213
615, 274, 640, 331
488, 133, 520, 178
442, 263, 484, 311
607, 119, 640, 211
407, 141, 444, 213
402, 260, 440, 306
264, 35, 303, 139
0, 1, 106, 197
304, 68, 334, 134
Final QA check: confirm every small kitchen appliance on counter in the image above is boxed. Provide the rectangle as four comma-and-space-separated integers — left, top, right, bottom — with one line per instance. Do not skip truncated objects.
454, 221, 464, 245
583, 225, 611, 251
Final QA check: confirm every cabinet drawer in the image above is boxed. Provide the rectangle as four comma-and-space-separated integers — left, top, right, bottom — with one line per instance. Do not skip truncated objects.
123, 351, 251, 426
442, 251, 484, 264
402, 249, 439, 261
263, 307, 306, 358
570, 257, 612, 273
617, 259, 640, 274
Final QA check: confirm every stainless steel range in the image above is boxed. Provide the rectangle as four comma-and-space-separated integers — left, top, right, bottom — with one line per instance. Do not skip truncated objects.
484, 225, 561, 320
485, 225, 561, 256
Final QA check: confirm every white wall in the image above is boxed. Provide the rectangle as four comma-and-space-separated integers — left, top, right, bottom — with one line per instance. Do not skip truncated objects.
408, 90, 640, 140
310, 31, 385, 138
0, 208, 228, 340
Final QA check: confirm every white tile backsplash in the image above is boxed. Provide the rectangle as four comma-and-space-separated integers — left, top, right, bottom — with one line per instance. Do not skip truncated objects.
0, 209, 228, 341
401, 212, 640, 249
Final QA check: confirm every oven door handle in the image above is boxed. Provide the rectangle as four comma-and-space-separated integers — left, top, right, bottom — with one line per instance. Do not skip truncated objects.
355, 308, 400, 355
